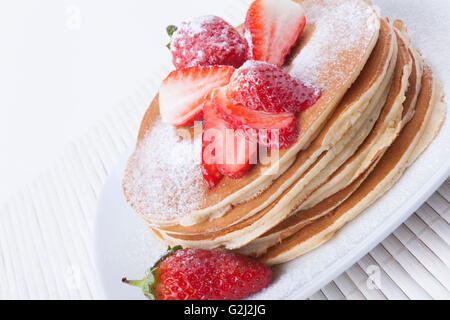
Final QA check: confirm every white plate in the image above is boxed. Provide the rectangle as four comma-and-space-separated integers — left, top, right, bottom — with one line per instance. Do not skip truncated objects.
94, 0, 450, 300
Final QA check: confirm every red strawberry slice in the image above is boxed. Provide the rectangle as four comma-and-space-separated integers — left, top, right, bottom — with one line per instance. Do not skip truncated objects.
214, 88, 299, 149
123, 246, 272, 300
203, 92, 258, 179
214, 128, 258, 179
244, 0, 306, 67
159, 65, 234, 127
201, 132, 223, 189
227, 60, 321, 113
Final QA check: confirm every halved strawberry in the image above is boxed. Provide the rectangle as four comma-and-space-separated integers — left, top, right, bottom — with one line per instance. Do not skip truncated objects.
159, 65, 234, 127
201, 131, 223, 189
244, 0, 306, 67
213, 88, 299, 149
203, 92, 258, 179
214, 128, 258, 179
227, 60, 321, 113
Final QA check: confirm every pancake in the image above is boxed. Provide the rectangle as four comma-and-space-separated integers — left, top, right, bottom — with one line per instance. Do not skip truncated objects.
300, 26, 413, 210
122, 0, 380, 228
156, 22, 415, 250
158, 78, 388, 238
237, 28, 417, 256
236, 159, 379, 256
403, 47, 423, 125
155, 94, 387, 244
155, 18, 395, 241
260, 66, 446, 265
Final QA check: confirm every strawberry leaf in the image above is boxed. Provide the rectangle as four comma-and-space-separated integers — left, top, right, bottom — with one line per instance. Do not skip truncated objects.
166, 25, 178, 37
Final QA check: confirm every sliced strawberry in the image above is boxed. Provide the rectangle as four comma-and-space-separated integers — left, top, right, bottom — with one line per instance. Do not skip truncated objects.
227, 60, 321, 113
213, 88, 299, 149
214, 128, 258, 179
159, 65, 234, 127
244, 0, 306, 66
201, 132, 223, 189
203, 92, 258, 179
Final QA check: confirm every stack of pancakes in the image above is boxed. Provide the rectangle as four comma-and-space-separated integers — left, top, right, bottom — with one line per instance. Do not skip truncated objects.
122, 0, 446, 265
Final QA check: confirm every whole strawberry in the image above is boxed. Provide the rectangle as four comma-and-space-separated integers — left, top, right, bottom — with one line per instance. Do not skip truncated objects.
227, 60, 321, 114
122, 246, 272, 300
169, 15, 247, 69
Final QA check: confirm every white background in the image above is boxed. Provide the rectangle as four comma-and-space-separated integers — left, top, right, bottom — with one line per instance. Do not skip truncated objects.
2, 0, 449, 204
0, 0, 246, 203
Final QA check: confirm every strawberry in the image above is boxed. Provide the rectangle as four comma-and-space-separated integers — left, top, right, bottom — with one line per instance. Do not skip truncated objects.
244, 0, 306, 66
214, 88, 299, 149
169, 15, 247, 69
228, 60, 321, 114
123, 246, 272, 300
203, 92, 258, 179
159, 65, 234, 127
201, 132, 223, 189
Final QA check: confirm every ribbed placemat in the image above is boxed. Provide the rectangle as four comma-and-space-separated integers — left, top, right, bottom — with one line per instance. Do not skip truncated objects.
0, 0, 448, 300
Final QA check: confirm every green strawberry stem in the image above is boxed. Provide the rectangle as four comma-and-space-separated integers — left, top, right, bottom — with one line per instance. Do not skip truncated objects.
166, 25, 178, 37
166, 25, 178, 50
122, 274, 155, 300
122, 245, 183, 299
121, 278, 144, 287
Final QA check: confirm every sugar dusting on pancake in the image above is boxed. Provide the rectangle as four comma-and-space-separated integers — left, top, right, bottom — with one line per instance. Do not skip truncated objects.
288, 0, 378, 88
123, 119, 205, 220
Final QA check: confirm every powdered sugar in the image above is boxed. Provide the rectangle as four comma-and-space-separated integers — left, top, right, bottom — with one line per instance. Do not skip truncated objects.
176, 15, 215, 37
123, 119, 205, 220
287, 0, 378, 88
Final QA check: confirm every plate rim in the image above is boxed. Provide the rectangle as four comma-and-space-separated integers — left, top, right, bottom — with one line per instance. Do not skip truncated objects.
289, 162, 450, 299
94, 142, 450, 300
